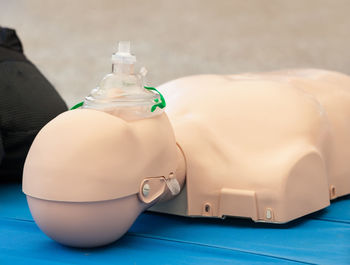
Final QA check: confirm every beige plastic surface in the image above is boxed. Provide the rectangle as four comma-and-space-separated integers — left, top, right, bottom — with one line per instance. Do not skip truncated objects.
26, 194, 145, 248
23, 110, 178, 202
152, 69, 350, 223
265, 69, 350, 200
23, 110, 186, 247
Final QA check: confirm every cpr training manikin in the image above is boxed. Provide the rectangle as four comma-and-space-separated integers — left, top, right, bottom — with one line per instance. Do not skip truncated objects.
22, 42, 350, 248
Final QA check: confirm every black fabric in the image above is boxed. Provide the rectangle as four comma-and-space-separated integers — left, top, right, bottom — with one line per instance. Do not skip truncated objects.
0, 27, 23, 53
0, 131, 4, 166
0, 27, 68, 182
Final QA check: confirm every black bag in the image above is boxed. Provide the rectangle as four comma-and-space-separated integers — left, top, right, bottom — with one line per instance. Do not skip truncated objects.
0, 27, 67, 182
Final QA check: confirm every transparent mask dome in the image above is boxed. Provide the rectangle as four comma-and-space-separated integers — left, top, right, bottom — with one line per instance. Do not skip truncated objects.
83, 41, 163, 121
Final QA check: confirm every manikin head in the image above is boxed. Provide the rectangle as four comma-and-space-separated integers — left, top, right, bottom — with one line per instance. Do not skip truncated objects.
23, 109, 186, 247
23, 41, 187, 248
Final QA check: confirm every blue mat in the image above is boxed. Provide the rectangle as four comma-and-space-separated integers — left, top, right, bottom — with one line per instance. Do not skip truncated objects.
1, 183, 349, 264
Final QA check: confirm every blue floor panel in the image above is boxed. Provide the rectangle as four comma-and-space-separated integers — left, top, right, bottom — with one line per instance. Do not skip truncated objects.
0, 183, 349, 264
0, 218, 302, 265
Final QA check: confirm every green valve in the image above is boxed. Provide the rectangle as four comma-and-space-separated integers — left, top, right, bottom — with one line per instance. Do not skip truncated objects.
70, 101, 84, 110
144, 86, 166, 112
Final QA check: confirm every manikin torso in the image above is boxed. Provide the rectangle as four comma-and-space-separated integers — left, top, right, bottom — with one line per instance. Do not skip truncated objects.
152, 69, 350, 222
23, 68, 350, 247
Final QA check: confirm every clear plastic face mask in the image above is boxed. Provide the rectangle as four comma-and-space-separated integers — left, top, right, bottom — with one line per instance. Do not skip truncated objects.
82, 41, 165, 121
